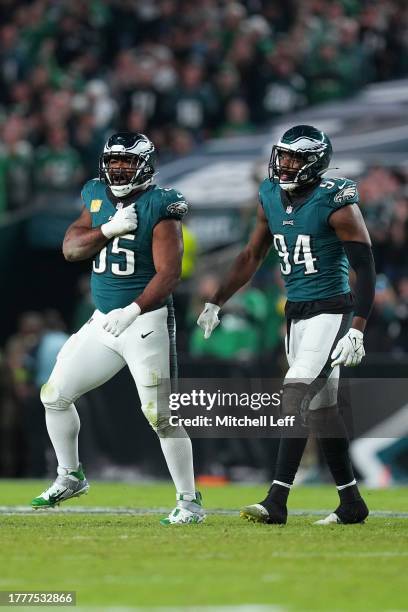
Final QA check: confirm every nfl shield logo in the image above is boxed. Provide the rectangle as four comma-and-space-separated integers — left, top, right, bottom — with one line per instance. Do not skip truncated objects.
286, 205, 293, 214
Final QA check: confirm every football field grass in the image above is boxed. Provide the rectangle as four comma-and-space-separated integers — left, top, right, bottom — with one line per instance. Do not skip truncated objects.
0, 481, 407, 611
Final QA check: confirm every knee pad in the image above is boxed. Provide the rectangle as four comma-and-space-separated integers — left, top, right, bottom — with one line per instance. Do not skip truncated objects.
141, 399, 186, 438
141, 399, 160, 430
281, 382, 310, 418
138, 360, 173, 434
281, 382, 330, 428
40, 381, 72, 411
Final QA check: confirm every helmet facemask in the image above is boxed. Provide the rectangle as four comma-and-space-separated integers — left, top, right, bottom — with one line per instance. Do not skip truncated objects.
269, 145, 325, 192
99, 133, 155, 198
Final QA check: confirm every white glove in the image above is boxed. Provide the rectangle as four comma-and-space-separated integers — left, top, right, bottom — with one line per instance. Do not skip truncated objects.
331, 328, 365, 368
197, 302, 220, 339
103, 302, 141, 337
101, 204, 137, 239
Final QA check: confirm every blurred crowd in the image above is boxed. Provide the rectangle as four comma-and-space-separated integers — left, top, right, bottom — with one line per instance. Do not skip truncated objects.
1, 0, 408, 213
358, 166, 408, 354
1, 0, 407, 479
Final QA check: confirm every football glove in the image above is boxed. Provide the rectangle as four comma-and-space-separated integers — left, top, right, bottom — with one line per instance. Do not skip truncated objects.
331, 328, 365, 368
103, 302, 141, 337
101, 204, 137, 239
197, 303, 220, 339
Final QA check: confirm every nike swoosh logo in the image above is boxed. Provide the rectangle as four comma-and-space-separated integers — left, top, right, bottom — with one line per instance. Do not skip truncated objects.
141, 331, 154, 339
49, 490, 68, 504
338, 181, 347, 189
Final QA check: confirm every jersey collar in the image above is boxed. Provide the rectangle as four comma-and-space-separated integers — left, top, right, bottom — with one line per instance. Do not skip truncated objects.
105, 183, 155, 208
279, 180, 320, 213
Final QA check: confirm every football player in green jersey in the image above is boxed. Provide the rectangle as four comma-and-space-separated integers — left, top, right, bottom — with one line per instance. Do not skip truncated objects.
198, 125, 375, 525
31, 132, 205, 525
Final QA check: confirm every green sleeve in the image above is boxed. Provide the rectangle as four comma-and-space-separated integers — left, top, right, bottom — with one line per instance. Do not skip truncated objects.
157, 188, 189, 222
258, 178, 269, 209
81, 179, 98, 211
321, 179, 359, 225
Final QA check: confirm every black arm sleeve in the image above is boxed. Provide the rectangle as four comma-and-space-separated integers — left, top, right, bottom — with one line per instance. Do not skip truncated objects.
343, 241, 376, 319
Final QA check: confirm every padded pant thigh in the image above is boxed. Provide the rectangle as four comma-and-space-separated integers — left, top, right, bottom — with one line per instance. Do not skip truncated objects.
285, 314, 343, 381
42, 319, 125, 410
124, 308, 173, 434
285, 314, 344, 412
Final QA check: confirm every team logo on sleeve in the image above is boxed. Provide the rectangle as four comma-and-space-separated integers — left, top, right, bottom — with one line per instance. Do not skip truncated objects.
334, 185, 357, 203
167, 201, 188, 216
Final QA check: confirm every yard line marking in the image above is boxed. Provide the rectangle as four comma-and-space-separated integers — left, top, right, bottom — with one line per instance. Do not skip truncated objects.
0, 506, 407, 518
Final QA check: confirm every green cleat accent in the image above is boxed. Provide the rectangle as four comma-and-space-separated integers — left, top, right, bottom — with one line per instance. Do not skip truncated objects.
31, 464, 89, 509
160, 491, 206, 525
67, 466, 86, 481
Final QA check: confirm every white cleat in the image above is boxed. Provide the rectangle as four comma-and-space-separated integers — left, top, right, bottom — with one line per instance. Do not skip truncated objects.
31, 464, 89, 509
314, 512, 341, 525
240, 503, 270, 523
160, 492, 206, 525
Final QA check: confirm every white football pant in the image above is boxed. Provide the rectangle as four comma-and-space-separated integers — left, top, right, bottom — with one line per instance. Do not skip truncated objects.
285, 313, 351, 410
40, 305, 195, 494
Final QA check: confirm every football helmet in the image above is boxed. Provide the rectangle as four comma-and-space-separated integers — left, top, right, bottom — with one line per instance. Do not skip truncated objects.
99, 132, 155, 197
269, 124, 332, 192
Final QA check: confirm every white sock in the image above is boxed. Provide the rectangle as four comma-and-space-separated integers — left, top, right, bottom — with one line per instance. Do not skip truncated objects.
159, 436, 195, 497
273, 480, 292, 489
336, 479, 357, 491
45, 404, 80, 473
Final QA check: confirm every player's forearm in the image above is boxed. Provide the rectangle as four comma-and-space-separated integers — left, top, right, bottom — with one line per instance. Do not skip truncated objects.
135, 270, 180, 313
212, 249, 261, 306
63, 226, 108, 262
343, 241, 376, 332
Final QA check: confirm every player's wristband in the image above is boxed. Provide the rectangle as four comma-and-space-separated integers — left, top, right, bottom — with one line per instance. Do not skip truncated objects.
124, 302, 141, 318
101, 222, 115, 239
205, 302, 221, 315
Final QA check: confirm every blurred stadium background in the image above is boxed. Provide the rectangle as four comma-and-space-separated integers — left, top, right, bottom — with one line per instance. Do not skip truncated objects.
1, 0, 407, 488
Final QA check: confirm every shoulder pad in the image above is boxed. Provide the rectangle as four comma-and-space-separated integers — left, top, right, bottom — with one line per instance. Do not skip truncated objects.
159, 187, 189, 218
81, 178, 102, 204
320, 177, 358, 205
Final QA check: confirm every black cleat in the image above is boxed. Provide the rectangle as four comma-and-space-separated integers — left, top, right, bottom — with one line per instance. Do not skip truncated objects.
315, 499, 369, 525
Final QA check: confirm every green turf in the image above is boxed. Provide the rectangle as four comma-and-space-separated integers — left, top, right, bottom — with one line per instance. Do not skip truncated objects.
0, 481, 407, 611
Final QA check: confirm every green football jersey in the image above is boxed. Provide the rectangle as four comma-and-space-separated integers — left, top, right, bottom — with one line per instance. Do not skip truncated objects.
81, 179, 188, 313
259, 177, 359, 302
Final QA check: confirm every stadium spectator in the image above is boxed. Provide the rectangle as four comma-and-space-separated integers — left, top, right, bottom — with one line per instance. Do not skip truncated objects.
216, 97, 255, 137
0, 114, 33, 212
0, 0, 406, 214
34, 126, 84, 208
